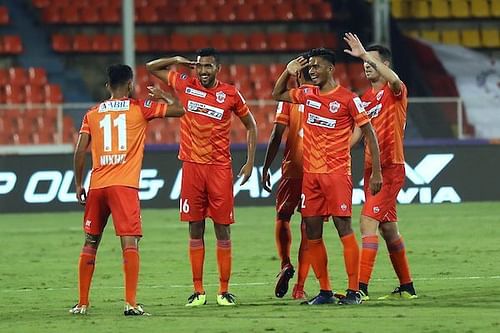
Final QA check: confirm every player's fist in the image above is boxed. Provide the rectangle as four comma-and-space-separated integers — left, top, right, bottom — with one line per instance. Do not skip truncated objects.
369, 171, 383, 195
286, 56, 308, 75
238, 162, 254, 186
76, 186, 87, 206
261, 168, 272, 193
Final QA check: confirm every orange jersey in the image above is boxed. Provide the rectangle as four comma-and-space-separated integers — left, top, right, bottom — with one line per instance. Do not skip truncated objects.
290, 85, 370, 175
361, 82, 408, 167
167, 71, 250, 165
274, 101, 303, 179
79, 98, 168, 189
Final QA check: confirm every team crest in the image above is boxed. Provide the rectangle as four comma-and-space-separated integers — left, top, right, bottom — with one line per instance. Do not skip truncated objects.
376, 90, 384, 101
180, 73, 188, 80
216, 91, 226, 103
329, 101, 340, 113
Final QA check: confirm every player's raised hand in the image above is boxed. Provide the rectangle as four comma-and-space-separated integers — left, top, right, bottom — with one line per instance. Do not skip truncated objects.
343, 32, 367, 59
175, 56, 197, 68
76, 186, 87, 206
261, 168, 272, 193
286, 56, 309, 75
369, 171, 383, 195
147, 86, 169, 101
238, 162, 254, 186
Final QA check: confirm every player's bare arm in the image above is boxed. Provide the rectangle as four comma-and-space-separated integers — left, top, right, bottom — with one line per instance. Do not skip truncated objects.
147, 86, 185, 117
343, 32, 402, 94
238, 113, 258, 186
360, 122, 383, 195
262, 123, 286, 192
73, 132, 90, 205
146, 56, 196, 82
350, 126, 364, 148
272, 57, 308, 102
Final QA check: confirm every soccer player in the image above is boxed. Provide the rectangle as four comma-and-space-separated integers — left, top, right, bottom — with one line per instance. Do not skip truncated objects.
272, 48, 383, 305
344, 33, 417, 300
146, 48, 257, 306
262, 54, 313, 300
70, 64, 184, 316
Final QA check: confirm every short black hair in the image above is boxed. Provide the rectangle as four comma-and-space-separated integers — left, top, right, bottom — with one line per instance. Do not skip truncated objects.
196, 47, 220, 64
107, 64, 133, 89
297, 51, 312, 81
366, 44, 392, 62
309, 48, 336, 66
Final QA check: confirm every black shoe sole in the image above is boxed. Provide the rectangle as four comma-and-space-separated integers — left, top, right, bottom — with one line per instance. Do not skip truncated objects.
275, 267, 295, 298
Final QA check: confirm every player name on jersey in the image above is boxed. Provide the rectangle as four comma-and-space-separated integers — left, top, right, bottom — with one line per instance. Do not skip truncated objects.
100, 153, 127, 166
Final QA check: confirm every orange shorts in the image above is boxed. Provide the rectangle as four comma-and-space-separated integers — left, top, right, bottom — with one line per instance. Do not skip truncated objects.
83, 186, 142, 236
362, 164, 405, 222
180, 161, 234, 224
301, 172, 352, 218
276, 177, 302, 218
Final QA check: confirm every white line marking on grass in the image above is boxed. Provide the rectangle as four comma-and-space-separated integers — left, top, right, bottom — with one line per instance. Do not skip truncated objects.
2, 276, 499, 293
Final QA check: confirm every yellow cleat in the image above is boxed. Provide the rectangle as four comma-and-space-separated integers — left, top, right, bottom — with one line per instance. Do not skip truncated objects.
185, 292, 207, 307
378, 287, 418, 300
216, 292, 236, 306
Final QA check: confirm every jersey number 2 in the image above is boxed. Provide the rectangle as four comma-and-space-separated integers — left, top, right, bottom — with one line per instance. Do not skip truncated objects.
99, 114, 127, 151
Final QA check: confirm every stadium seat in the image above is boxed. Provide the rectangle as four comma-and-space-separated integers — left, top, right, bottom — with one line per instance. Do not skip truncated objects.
0, 69, 8, 86
0, 6, 9, 25
92, 34, 112, 53
73, 35, 92, 52
170, 33, 191, 52
229, 33, 248, 51
441, 30, 460, 45
32, 0, 51, 8
313, 2, 333, 20
45, 84, 63, 104
196, 5, 218, 22
52, 34, 71, 52
80, 6, 100, 24
190, 34, 211, 51
209, 33, 230, 52
235, 4, 255, 21
293, 3, 314, 20
110, 35, 123, 52
177, 6, 198, 22
248, 33, 268, 51
493, 0, 500, 17
149, 35, 169, 52
481, 28, 500, 48
269, 63, 286, 77
405, 30, 420, 39
25, 85, 45, 104
268, 33, 287, 51
28, 67, 48, 86
5, 84, 26, 103
391, 0, 408, 18
137, 6, 160, 23
470, 0, 490, 17
286, 32, 307, 51
135, 35, 151, 52
60, 6, 80, 24
217, 3, 237, 22
421, 29, 440, 43
255, 3, 277, 21
461, 29, 481, 48
450, 0, 470, 18
41, 7, 60, 23
411, 0, 430, 18
8, 67, 28, 86
99, 5, 120, 24
430, 0, 450, 18
3, 35, 23, 54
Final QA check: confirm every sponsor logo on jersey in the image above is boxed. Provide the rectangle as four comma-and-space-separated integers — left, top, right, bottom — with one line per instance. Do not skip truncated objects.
366, 103, 382, 118
216, 91, 227, 103
144, 99, 153, 108
98, 100, 130, 112
306, 99, 321, 109
376, 90, 384, 101
353, 97, 366, 114
185, 87, 207, 98
187, 100, 225, 120
329, 101, 340, 113
180, 73, 188, 80
306, 113, 336, 128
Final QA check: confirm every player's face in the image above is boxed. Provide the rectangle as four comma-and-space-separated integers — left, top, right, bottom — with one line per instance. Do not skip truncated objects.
196, 56, 220, 88
308, 57, 332, 87
364, 51, 390, 82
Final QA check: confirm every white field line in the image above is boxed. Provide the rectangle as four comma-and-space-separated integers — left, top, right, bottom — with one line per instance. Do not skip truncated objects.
2, 275, 500, 293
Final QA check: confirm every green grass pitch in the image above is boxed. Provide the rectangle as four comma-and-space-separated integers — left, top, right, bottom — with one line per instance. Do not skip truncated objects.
1, 202, 500, 333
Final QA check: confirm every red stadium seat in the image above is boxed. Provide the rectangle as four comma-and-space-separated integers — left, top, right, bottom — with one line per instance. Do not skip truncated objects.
52, 34, 72, 52
248, 33, 268, 51
313, 2, 333, 20
137, 6, 160, 23
8, 67, 28, 86
3, 35, 23, 54
287, 32, 307, 51
0, 68, 8, 86
42, 7, 61, 24
270, 63, 286, 77
110, 35, 123, 52
209, 33, 230, 52
268, 33, 287, 51
99, 6, 120, 24
196, 5, 218, 22
235, 4, 256, 22
218, 66, 232, 83
73, 35, 92, 52
28, 67, 48, 86
80, 6, 100, 24
92, 34, 112, 53
32, 0, 52, 8
135, 35, 151, 52
149, 35, 170, 52
255, 4, 276, 21
229, 64, 249, 80
60, 6, 81, 24
190, 34, 211, 51
274, 2, 294, 20
216, 4, 236, 22
5, 84, 26, 103
45, 84, 63, 104
170, 33, 191, 52
177, 6, 198, 22
293, 3, 314, 20
322, 33, 338, 49
229, 33, 248, 51
25, 85, 45, 104
249, 64, 268, 79
0, 6, 9, 25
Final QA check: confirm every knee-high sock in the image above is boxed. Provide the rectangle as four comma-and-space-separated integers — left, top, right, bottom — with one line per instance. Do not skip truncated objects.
340, 233, 360, 291
275, 218, 292, 268
307, 238, 331, 291
296, 221, 310, 287
78, 246, 96, 305
387, 236, 412, 285
217, 240, 232, 294
189, 239, 205, 293
123, 246, 139, 306
359, 235, 379, 285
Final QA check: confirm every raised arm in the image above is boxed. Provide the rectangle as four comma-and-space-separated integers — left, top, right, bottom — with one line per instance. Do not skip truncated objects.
262, 123, 286, 192
359, 122, 382, 195
73, 132, 90, 205
272, 56, 309, 102
238, 113, 257, 186
145, 56, 195, 83
147, 86, 185, 117
344, 33, 402, 95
